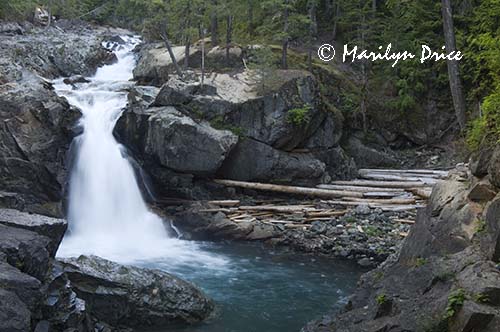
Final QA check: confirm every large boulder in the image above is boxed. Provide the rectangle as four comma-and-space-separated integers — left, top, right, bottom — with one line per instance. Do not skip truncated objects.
60, 255, 215, 327
219, 138, 326, 184
116, 106, 238, 176
0, 209, 67, 256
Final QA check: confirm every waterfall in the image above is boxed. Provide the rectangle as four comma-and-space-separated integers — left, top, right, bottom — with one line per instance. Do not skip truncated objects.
55, 36, 227, 268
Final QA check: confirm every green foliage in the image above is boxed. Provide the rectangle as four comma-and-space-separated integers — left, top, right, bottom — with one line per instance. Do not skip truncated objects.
474, 218, 487, 234
286, 105, 312, 126
472, 293, 489, 304
376, 293, 388, 305
444, 289, 466, 320
415, 257, 428, 268
363, 225, 383, 237
210, 115, 245, 137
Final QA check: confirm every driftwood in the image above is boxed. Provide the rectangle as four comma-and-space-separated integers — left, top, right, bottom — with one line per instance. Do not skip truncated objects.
208, 200, 241, 207
358, 168, 449, 176
331, 180, 428, 188
317, 184, 404, 192
214, 179, 364, 198
342, 197, 416, 205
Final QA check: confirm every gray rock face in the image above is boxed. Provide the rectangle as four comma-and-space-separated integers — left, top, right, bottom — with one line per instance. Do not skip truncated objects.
117, 106, 238, 175
0, 259, 42, 312
488, 146, 500, 188
147, 107, 238, 175
0, 209, 67, 256
61, 255, 215, 327
0, 224, 51, 281
219, 138, 326, 184
0, 73, 79, 209
343, 136, 398, 168
0, 289, 31, 332
0, 23, 120, 210
470, 148, 493, 178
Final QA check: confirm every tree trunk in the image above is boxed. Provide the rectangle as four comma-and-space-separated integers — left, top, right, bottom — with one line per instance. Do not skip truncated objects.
184, 40, 190, 69
282, 0, 290, 69
201, 24, 206, 88
307, 0, 317, 72
210, 0, 218, 46
159, 24, 183, 77
247, 0, 254, 36
332, 1, 340, 41
441, 0, 467, 131
226, 15, 233, 63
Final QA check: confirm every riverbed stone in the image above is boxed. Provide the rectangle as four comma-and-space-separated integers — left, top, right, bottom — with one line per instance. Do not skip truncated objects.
60, 255, 215, 327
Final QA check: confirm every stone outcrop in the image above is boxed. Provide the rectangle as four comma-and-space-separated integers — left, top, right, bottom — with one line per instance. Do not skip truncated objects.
0, 21, 123, 212
302, 160, 500, 332
61, 255, 215, 327
118, 67, 356, 198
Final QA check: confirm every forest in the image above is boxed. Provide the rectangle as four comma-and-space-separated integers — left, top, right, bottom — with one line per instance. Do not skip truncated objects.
1, 0, 499, 150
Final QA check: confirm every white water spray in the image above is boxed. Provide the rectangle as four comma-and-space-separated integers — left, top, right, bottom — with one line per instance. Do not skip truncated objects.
55, 36, 227, 269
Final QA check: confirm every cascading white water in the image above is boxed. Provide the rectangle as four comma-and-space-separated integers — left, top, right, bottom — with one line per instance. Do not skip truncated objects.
55, 36, 227, 268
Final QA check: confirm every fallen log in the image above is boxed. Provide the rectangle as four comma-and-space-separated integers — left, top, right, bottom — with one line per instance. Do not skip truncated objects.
207, 200, 240, 207
358, 173, 438, 184
331, 180, 429, 189
317, 184, 403, 192
214, 179, 364, 198
238, 205, 315, 212
392, 218, 415, 225
362, 192, 407, 198
305, 210, 348, 217
358, 169, 449, 176
343, 197, 416, 205
199, 208, 235, 213
408, 188, 432, 199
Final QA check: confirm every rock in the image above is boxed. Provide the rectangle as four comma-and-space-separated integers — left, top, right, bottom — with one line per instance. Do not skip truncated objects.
470, 148, 493, 178
312, 147, 357, 180
0, 209, 67, 256
468, 181, 497, 202
63, 76, 90, 86
133, 43, 202, 86
42, 261, 92, 332
206, 45, 244, 69
343, 136, 398, 168
0, 289, 31, 332
0, 21, 25, 35
449, 300, 496, 332
0, 260, 43, 312
0, 72, 79, 208
61, 255, 215, 327
0, 224, 51, 281
488, 146, 500, 188
172, 207, 254, 240
246, 223, 278, 240
219, 138, 326, 184
118, 106, 238, 175
354, 204, 371, 215
483, 195, 500, 262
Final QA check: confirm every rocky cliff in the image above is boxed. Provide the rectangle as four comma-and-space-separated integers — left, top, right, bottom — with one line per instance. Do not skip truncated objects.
302, 148, 500, 332
0, 20, 119, 215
